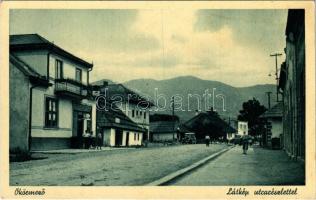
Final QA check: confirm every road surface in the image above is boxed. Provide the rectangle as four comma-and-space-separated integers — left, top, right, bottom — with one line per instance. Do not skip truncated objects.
10, 144, 227, 186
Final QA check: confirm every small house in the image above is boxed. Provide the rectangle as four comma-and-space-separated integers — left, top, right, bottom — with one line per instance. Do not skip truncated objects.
260, 102, 283, 149
96, 101, 146, 147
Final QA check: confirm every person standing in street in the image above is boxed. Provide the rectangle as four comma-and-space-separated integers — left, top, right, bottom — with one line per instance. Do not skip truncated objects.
205, 135, 210, 147
96, 133, 102, 150
242, 136, 249, 154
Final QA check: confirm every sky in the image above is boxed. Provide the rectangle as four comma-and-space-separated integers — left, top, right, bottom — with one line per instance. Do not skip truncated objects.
10, 9, 288, 87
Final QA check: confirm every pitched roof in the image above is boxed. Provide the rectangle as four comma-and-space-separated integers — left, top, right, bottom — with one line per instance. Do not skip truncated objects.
150, 121, 179, 134
261, 102, 283, 118
96, 102, 146, 133
10, 34, 51, 45
10, 54, 41, 77
10, 34, 93, 69
180, 111, 236, 138
100, 84, 154, 107
10, 54, 51, 87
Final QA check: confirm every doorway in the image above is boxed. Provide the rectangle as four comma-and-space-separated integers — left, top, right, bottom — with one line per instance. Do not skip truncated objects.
126, 132, 129, 146
115, 129, 123, 146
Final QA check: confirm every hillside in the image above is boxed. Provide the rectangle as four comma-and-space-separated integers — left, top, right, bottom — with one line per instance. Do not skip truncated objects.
123, 76, 277, 122
93, 76, 277, 122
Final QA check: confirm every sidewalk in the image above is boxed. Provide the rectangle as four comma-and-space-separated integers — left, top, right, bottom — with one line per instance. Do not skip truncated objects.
171, 145, 305, 185
31, 147, 136, 154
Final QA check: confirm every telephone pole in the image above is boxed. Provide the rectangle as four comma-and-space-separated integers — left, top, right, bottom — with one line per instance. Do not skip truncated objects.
270, 53, 282, 102
266, 91, 272, 109
171, 96, 175, 116
171, 96, 175, 141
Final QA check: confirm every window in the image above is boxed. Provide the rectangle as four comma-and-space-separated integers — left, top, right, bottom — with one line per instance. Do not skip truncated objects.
134, 133, 136, 140
75, 68, 82, 82
137, 133, 140, 141
45, 97, 58, 127
55, 59, 63, 79
144, 112, 146, 119
132, 110, 135, 118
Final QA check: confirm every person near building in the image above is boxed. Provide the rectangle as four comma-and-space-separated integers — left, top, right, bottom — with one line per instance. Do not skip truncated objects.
242, 135, 249, 154
205, 135, 210, 147
96, 133, 102, 150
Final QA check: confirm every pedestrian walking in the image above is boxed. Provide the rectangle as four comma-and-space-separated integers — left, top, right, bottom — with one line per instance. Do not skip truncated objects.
205, 135, 210, 147
242, 136, 249, 154
96, 133, 102, 150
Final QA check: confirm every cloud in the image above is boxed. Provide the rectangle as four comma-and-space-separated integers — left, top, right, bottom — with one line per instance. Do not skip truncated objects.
194, 9, 288, 52
10, 9, 160, 54
10, 9, 288, 87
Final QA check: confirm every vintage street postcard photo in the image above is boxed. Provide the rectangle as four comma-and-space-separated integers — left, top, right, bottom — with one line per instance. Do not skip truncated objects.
0, 1, 315, 199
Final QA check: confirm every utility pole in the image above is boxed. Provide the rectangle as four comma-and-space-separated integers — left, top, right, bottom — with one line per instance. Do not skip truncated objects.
171, 96, 175, 141
270, 53, 282, 102
266, 91, 272, 109
171, 96, 175, 117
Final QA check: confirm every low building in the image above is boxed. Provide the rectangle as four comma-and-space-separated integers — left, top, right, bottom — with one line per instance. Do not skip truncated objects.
96, 101, 146, 147
225, 118, 238, 141
150, 120, 179, 142
95, 82, 154, 142
10, 34, 96, 151
179, 108, 235, 142
260, 102, 283, 149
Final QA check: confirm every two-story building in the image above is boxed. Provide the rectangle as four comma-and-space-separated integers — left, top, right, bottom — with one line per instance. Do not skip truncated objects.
237, 121, 248, 136
10, 34, 96, 151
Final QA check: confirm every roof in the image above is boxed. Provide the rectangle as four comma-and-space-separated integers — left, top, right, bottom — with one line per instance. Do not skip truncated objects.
10, 54, 51, 87
10, 54, 41, 77
150, 114, 179, 122
150, 121, 179, 134
261, 102, 283, 118
96, 101, 146, 133
180, 111, 237, 138
101, 84, 155, 107
278, 62, 286, 91
10, 34, 93, 69
285, 9, 304, 37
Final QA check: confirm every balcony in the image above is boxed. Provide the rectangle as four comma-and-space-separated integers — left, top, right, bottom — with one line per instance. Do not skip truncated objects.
55, 79, 88, 99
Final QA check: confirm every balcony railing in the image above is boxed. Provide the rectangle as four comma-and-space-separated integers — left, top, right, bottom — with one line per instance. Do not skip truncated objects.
55, 79, 88, 99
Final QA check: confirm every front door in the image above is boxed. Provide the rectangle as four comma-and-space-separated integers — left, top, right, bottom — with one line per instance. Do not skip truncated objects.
126, 132, 129, 146
115, 129, 123, 146
77, 114, 84, 148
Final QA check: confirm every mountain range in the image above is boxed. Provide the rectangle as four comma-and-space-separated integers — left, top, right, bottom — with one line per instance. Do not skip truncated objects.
93, 76, 277, 122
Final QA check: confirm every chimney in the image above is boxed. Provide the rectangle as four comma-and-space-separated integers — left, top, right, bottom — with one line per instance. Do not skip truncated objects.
207, 107, 214, 115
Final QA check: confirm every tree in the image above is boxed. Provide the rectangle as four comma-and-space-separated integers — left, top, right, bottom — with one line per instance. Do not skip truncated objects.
238, 98, 267, 136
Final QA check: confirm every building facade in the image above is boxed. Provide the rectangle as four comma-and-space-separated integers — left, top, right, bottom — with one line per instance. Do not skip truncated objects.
279, 9, 305, 161
237, 121, 248, 136
96, 82, 154, 144
9, 54, 51, 152
150, 120, 179, 142
10, 34, 96, 151
260, 102, 283, 149
96, 101, 146, 147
